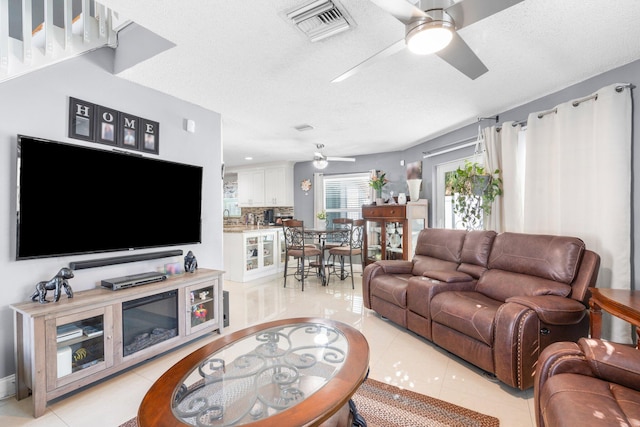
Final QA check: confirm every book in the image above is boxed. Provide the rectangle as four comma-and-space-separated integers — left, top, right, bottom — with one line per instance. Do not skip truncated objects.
82, 325, 103, 338
56, 324, 83, 342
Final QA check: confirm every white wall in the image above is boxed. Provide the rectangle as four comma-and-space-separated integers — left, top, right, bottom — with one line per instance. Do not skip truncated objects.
0, 48, 223, 378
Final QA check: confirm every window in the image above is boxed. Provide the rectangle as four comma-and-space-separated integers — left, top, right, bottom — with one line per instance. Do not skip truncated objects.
435, 158, 476, 229
322, 173, 370, 224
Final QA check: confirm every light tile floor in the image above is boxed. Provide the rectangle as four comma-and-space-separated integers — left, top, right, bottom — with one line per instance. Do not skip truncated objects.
0, 271, 536, 426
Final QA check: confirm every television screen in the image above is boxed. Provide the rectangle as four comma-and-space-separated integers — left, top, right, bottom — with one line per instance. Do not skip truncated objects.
16, 135, 203, 260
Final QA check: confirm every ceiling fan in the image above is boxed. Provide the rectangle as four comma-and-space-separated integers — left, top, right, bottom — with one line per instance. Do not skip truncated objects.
332, 0, 524, 82
313, 144, 355, 169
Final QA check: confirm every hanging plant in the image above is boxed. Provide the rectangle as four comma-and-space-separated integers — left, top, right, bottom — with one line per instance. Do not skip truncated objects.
446, 161, 502, 230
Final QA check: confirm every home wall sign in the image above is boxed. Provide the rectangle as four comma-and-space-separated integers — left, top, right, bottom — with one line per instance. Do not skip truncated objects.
68, 97, 160, 154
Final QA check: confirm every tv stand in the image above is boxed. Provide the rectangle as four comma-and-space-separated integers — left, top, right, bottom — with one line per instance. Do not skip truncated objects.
10, 268, 224, 418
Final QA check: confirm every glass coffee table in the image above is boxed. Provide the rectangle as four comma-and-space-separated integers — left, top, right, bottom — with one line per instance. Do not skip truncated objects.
138, 317, 370, 426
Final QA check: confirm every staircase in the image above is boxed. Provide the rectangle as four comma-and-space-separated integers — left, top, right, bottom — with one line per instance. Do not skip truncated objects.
0, 0, 128, 82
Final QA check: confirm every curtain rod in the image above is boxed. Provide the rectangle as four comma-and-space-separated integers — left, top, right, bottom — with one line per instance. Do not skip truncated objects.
423, 136, 477, 158
424, 84, 634, 155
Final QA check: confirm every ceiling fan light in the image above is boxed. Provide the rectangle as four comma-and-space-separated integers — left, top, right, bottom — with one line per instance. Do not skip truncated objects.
406, 10, 455, 55
407, 25, 453, 54
313, 159, 329, 169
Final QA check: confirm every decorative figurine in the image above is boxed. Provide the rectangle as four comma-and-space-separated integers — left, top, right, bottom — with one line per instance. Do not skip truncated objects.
30, 267, 75, 304
184, 251, 198, 273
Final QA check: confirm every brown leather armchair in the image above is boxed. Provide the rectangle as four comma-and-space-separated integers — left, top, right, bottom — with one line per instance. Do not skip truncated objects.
535, 338, 640, 427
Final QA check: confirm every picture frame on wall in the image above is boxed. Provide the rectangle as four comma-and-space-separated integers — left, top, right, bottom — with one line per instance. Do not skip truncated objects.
140, 119, 160, 154
67, 97, 161, 155
95, 106, 118, 146
119, 112, 139, 150
68, 97, 95, 142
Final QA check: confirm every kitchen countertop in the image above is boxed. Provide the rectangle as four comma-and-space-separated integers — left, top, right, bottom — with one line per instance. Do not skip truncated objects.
223, 224, 282, 233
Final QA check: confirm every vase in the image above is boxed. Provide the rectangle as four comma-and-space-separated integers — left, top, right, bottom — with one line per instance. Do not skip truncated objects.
375, 188, 384, 205
397, 193, 407, 204
407, 179, 421, 201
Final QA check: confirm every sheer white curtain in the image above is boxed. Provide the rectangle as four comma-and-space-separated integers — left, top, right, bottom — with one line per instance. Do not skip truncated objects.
523, 83, 633, 342
482, 124, 522, 233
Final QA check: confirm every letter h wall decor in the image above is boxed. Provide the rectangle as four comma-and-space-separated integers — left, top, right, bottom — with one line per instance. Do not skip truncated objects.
68, 97, 160, 154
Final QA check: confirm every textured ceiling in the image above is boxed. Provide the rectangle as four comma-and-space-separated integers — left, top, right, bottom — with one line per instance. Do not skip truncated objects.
98, 0, 640, 167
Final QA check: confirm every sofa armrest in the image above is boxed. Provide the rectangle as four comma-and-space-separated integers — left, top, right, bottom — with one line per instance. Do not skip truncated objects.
363, 261, 411, 308
506, 295, 587, 325
534, 338, 640, 426
375, 260, 414, 274
578, 338, 640, 391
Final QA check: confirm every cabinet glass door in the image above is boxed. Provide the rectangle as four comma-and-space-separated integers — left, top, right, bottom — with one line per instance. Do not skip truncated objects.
409, 218, 426, 258
366, 220, 383, 263
385, 221, 404, 260
48, 306, 113, 389
187, 280, 218, 334
245, 236, 259, 271
56, 315, 105, 378
262, 233, 275, 268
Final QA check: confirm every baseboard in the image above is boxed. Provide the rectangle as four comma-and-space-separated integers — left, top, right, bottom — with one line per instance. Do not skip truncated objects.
0, 375, 15, 400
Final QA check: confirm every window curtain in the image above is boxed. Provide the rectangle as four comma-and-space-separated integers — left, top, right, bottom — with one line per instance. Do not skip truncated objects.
522, 83, 633, 343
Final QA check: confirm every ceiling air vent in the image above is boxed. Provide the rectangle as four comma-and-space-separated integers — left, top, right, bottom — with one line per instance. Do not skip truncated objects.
287, 0, 354, 42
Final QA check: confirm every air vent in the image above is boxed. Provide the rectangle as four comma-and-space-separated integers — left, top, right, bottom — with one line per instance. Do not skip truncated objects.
287, 0, 353, 42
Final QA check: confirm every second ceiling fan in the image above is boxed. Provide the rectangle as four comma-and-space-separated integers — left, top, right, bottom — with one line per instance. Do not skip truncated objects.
313, 144, 355, 169
332, 0, 524, 82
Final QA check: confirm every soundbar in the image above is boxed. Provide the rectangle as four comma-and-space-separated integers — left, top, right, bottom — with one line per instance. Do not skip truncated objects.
101, 271, 167, 291
69, 250, 183, 270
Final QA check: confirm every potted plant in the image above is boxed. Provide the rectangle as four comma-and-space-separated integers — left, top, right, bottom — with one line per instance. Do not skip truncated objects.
316, 210, 327, 228
369, 171, 388, 205
446, 161, 502, 230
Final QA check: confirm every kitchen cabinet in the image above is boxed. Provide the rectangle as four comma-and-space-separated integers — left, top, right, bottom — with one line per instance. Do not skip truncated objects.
362, 201, 428, 266
264, 166, 293, 206
236, 163, 293, 207
237, 170, 265, 206
224, 228, 282, 282
10, 269, 224, 418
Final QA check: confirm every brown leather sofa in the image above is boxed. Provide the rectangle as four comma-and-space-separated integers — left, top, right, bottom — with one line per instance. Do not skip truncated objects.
362, 228, 600, 390
535, 338, 640, 427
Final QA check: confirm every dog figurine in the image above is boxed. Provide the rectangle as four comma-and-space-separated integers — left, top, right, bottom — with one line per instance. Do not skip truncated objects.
184, 251, 198, 273
30, 268, 75, 304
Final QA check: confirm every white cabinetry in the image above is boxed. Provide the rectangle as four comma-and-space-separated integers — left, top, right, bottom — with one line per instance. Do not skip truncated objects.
236, 163, 293, 207
264, 166, 293, 206
224, 229, 283, 282
237, 170, 265, 206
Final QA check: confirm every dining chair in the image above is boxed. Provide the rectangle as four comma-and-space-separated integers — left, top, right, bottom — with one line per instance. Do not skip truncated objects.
282, 220, 323, 291
327, 219, 365, 289
323, 218, 353, 257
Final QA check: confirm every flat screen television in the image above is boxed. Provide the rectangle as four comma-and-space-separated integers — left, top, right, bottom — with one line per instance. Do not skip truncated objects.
16, 135, 203, 260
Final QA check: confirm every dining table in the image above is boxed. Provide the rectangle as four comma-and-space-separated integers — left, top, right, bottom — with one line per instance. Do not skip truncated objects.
304, 228, 349, 286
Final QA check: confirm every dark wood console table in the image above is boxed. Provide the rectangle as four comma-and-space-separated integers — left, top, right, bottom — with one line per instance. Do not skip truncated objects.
589, 287, 640, 348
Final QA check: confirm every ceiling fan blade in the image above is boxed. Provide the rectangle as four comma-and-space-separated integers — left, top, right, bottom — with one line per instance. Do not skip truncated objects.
369, 0, 427, 25
435, 32, 488, 79
332, 39, 405, 83
326, 157, 356, 162
445, 0, 524, 30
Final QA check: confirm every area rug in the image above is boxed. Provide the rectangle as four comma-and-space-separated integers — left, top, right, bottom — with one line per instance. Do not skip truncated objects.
120, 377, 499, 427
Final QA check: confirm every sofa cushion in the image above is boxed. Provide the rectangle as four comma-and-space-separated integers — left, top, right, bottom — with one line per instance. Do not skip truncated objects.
476, 270, 572, 302
370, 274, 412, 308
430, 291, 501, 346
488, 232, 585, 284
461, 230, 497, 267
540, 373, 640, 427
414, 228, 466, 260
